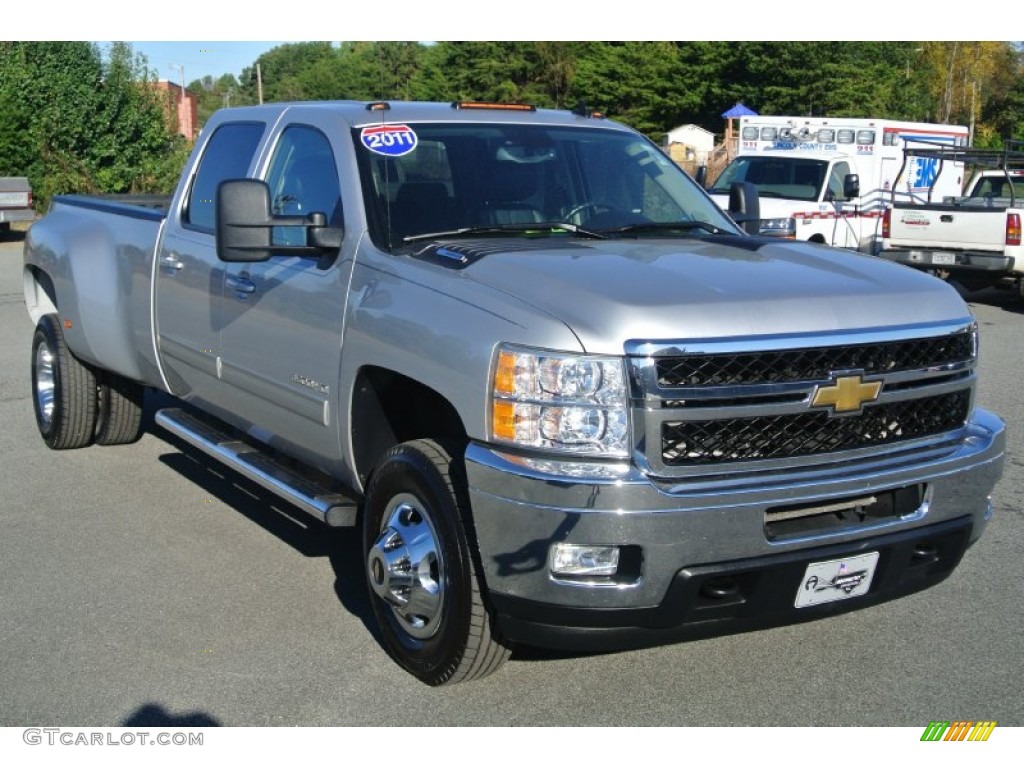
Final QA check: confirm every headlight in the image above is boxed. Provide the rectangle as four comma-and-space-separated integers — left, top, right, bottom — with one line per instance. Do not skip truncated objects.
759, 217, 796, 237
491, 345, 629, 457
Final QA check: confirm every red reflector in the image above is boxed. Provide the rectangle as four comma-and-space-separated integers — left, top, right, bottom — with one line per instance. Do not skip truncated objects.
1007, 213, 1022, 247
882, 207, 891, 239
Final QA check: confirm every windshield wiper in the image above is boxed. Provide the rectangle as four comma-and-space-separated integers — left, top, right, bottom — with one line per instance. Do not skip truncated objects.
402, 221, 608, 243
602, 220, 727, 236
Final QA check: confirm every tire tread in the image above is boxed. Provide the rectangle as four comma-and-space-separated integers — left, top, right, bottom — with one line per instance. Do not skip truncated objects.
33, 315, 97, 450
95, 371, 145, 446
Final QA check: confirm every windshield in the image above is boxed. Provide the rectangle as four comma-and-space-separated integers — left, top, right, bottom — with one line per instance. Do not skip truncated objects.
354, 122, 739, 249
709, 156, 827, 202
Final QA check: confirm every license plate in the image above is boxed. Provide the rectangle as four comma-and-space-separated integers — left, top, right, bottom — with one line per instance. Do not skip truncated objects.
795, 551, 879, 608
0, 192, 29, 207
931, 252, 957, 266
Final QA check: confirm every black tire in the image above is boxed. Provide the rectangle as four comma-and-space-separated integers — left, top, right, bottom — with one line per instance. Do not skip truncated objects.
363, 439, 511, 685
95, 371, 145, 446
31, 314, 98, 449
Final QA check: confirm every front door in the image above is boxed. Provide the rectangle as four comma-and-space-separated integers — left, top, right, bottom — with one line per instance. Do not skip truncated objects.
218, 123, 351, 468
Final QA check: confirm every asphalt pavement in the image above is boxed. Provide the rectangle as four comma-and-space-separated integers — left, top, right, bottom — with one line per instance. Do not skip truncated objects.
1, 234, 1021, 727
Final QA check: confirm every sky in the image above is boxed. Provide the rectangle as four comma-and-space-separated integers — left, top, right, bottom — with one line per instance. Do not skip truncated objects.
118, 42, 290, 83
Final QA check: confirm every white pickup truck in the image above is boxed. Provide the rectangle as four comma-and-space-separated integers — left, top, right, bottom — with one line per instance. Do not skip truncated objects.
0, 176, 34, 237
879, 143, 1024, 295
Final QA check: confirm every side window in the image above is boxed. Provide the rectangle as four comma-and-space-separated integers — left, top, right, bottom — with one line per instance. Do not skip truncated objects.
827, 161, 851, 201
185, 122, 265, 231
265, 125, 342, 246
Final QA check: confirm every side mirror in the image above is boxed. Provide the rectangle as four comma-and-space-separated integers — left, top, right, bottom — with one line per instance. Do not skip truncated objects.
843, 173, 860, 200
728, 181, 761, 236
694, 165, 708, 188
216, 178, 343, 263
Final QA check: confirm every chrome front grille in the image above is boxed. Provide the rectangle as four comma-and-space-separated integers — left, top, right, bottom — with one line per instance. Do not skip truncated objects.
628, 322, 977, 478
661, 390, 971, 466
655, 332, 975, 388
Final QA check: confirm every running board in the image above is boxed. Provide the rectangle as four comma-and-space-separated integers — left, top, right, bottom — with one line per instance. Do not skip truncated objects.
155, 407, 358, 527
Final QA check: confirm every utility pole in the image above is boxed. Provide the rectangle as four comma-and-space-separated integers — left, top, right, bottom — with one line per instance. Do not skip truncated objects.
257, 63, 264, 105
970, 80, 977, 146
169, 63, 186, 136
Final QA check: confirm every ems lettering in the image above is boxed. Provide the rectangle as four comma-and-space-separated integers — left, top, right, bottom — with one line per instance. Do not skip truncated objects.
913, 157, 939, 189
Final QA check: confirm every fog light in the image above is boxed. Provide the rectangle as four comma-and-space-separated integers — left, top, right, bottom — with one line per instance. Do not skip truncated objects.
551, 544, 620, 577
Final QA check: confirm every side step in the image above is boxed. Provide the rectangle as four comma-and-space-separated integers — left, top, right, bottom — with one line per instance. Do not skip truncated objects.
155, 407, 358, 527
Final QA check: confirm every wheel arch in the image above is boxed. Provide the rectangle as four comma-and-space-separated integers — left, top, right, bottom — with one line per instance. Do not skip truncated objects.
350, 366, 469, 488
23, 266, 59, 326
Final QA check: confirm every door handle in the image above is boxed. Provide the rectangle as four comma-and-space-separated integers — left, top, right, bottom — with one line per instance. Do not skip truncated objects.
160, 253, 184, 272
226, 275, 256, 295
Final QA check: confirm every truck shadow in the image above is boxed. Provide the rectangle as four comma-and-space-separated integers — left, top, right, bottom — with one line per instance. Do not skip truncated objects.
121, 703, 221, 727
144, 394, 380, 646
963, 286, 1024, 314
141, 392, 599, 668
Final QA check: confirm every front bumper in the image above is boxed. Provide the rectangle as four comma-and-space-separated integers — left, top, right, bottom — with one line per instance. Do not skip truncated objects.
465, 407, 1004, 649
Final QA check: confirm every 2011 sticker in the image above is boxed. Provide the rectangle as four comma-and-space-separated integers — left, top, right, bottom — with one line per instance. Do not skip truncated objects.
360, 124, 418, 157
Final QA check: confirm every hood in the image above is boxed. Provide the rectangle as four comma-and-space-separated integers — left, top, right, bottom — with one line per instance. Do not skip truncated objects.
709, 194, 827, 217
447, 235, 970, 355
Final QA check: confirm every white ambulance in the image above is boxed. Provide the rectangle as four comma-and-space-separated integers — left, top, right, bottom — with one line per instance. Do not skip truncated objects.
707, 116, 969, 252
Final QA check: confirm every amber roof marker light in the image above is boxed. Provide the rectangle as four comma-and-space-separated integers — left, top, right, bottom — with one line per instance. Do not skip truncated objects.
451, 101, 537, 112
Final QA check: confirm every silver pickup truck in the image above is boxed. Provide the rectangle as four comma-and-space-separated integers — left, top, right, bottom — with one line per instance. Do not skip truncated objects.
22, 101, 1005, 686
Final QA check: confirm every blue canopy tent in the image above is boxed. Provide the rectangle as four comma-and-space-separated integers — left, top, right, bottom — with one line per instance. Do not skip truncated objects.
722, 102, 758, 119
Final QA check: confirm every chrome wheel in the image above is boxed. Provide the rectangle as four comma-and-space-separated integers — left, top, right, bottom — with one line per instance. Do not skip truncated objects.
367, 492, 446, 640
362, 440, 510, 684
34, 339, 56, 432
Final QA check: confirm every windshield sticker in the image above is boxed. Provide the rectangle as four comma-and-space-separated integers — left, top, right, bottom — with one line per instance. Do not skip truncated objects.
360, 124, 418, 157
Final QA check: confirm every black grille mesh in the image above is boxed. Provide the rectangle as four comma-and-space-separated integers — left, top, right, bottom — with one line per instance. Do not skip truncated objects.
656, 332, 974, 388
661, 391, 970, 466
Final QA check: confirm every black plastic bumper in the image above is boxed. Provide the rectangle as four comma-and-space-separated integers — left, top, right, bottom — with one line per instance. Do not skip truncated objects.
491, 516, 974, 652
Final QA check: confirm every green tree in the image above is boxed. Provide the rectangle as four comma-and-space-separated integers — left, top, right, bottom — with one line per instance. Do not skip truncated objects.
0, 41, 188, 209
239, 42, 336, 103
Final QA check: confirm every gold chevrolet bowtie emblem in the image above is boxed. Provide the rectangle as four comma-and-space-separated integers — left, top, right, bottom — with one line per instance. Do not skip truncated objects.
811, 374, 882, 414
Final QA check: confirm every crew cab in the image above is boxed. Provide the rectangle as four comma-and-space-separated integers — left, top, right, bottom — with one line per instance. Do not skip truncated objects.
22, 101, 1005, 685
879, 142, 1024, 294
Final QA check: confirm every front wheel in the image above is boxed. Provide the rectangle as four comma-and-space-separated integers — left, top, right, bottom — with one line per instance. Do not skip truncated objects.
363, 439, 510, 685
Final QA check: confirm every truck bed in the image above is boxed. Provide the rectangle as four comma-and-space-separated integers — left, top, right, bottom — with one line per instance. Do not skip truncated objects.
22, 194, 171, 387
887, 201, 1015, 253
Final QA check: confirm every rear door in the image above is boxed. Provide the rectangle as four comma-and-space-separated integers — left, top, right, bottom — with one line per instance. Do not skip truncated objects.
155, 121, 266, 404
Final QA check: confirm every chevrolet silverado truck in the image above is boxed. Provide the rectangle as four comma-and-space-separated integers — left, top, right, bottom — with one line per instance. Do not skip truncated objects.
23, 101, 1005, 686
879, 142, 1024, 295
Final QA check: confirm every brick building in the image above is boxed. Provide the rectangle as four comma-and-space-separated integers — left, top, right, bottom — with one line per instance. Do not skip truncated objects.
153, 80, 199, 141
